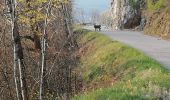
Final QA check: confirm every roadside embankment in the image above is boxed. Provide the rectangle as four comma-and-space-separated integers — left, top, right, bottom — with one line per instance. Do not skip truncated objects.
73, 29, 170, 99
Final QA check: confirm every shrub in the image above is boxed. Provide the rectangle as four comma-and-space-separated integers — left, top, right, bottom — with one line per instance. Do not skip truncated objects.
147, 0, 166, 10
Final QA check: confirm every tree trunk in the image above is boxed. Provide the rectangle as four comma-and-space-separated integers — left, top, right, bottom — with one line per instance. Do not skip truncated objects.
39, 2, 50, 99
39, 37, 47, 100
13, 19, 28, 100
10, 0, 28, 99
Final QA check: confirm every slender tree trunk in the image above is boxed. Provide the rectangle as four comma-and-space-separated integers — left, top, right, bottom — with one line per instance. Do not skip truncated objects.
39, 2, 50, 99
14, 17, 28, 100
62, 4, 72, 38
10, 0, 28, 99
39, 36, 47, 100
12, 25, 22, 100
13, 56, 22, 100
10, 0, 21, 99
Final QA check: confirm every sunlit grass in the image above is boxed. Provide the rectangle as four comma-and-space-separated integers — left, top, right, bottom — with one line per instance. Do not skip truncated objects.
73, 30, 170, 99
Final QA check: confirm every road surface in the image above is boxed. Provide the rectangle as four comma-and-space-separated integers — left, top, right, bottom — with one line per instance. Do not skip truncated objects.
84, 26, 170, 70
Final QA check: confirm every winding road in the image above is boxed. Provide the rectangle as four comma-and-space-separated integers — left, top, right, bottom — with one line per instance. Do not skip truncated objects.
84, 26, 170, 70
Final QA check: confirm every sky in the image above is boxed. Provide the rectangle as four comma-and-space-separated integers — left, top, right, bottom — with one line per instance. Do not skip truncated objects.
73, 0, 110, 22
74, 0, 109, 12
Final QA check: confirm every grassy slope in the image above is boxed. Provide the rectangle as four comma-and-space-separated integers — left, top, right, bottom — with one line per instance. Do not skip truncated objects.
73, 30, 170, 99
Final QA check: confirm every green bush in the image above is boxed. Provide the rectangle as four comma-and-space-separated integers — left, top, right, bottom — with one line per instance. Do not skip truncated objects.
147, 0, 166, 10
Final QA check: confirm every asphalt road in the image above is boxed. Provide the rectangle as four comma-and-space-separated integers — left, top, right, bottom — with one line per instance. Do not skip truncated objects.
84, 26, 170, 70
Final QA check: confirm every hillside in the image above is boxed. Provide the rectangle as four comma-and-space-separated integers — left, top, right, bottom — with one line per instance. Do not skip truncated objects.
73, 29, 170, 99
0, 0, 79, 99
144, 1, 170, 39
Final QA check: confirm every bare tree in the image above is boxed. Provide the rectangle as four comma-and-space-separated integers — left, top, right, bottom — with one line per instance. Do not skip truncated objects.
7, 0, 28, 99
90, 9, 100, 24
74, 8, 86, 24
39, 1, 51, 99
1, 0, 82, 99
100, 10, 113, 28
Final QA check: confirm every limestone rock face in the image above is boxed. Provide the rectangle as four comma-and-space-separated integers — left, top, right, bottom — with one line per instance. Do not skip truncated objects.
111, 0, 145, 30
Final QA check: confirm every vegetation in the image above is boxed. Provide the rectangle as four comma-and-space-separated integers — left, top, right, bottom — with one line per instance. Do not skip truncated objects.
143, 0, 170, 39
144, 0, 170, 38
0, 0, 170, 99
73, 30, 170, 99
130, 0, 141, 10
0, 0, 81, 99
144, 7, 170, 38
146, 0, 166, 10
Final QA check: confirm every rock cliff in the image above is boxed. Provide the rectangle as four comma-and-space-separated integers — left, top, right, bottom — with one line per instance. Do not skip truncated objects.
110, 0, 170, 39
110, 0, 145, 30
